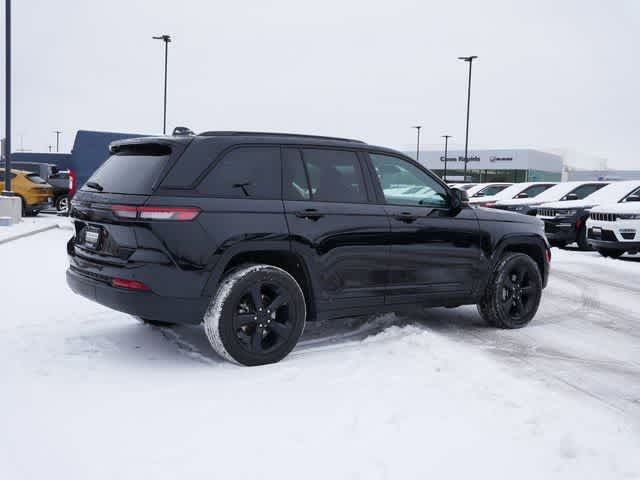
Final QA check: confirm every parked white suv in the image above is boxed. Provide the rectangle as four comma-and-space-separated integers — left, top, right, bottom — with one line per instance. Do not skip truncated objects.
539, 180, 640, 250
586, 189, 640, 258
494, 181, 609, 216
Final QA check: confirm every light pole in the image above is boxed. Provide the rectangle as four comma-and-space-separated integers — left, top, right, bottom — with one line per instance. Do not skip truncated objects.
3, 0, 13, 195
412, 126, 422, 162
458, 55, 477, 182
153, 34, 171, 135
54, 130, 62, 152
441, 135, 451, 182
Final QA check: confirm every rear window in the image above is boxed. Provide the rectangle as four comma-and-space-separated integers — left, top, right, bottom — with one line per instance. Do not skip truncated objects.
83, 144, 171, 195
26, 174, 48, 184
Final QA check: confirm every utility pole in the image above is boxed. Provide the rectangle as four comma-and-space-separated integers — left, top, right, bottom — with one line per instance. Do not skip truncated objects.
3, 0, 13, 194
441, 135, 451, 182
152, 35, 172, 134
54, 130, 62, 152
412, 126, 422, 162
458, 55, 478, 182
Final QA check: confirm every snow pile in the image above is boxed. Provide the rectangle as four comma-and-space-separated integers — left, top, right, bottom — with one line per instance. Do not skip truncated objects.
1, 227, 639, 480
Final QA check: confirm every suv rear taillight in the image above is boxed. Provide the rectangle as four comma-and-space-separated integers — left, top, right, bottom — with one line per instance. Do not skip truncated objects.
545, 247, 552, 263
69, 170, 77, 195
111, 205, 200, 221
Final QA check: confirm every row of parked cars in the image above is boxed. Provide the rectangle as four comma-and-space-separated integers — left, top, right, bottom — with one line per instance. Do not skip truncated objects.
452, 180, 640, 258
0, 162, 75, 215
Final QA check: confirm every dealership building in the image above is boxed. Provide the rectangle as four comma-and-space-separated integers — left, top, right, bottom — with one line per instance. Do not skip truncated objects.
407, 149, 563, 183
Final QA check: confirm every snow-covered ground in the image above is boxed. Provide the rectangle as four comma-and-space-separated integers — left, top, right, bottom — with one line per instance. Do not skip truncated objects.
1, 223, 639, 479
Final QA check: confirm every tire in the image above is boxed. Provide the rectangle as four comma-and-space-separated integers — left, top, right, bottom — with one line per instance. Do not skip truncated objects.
477, 252, 543, 329
204, 264, 306, 366
597, 248, 624, 259
576, 223, 591, 251
56, 194, 70, 213
135, 317, 176, 327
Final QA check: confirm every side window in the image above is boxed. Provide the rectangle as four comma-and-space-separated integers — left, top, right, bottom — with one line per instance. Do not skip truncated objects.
369, 153, 448, 207
521, 184, 552, 198
301, 149, 367, 203
283, 149, 310, 201
622, 187, 640, 202
562, 183, 605, 200
198, 147, 281, 199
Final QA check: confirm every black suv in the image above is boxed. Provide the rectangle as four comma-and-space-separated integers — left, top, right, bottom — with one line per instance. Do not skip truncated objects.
66, 132, 550, 366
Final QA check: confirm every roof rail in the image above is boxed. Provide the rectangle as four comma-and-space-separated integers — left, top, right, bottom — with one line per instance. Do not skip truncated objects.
197, 131, 365, 144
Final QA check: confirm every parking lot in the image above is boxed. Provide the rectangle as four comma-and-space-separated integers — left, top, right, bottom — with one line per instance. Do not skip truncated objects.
1, 218, 638, 479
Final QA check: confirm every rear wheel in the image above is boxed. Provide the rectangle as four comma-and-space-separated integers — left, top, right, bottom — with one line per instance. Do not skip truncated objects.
56, 195, 69, 213
204, 264, 306, 366
597, 248, 624, 259
477, 252, 542, 329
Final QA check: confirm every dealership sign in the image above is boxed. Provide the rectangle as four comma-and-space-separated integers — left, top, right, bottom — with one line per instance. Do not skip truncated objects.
439, 156, 481, 162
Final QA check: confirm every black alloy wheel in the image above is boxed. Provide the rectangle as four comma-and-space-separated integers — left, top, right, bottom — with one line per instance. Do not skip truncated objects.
477, 252, 542, 329
232, 282, 295, 355
498, 265, 537, 323
205, 264, 306, 366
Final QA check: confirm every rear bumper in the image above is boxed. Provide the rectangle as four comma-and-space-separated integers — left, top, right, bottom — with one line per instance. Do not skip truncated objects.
66, 266, 209, 325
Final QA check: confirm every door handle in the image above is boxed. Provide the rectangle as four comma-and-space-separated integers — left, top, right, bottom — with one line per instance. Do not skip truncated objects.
295, 208, 324, 220
393, 212, 418, 223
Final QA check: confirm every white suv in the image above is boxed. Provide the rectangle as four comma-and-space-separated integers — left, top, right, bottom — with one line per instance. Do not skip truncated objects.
587, 190, 640, 258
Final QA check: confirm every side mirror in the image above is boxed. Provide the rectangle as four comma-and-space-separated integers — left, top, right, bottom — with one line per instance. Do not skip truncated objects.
625, 194, 640, 202
450, 187, 469, 209
565, 193, 578, 201
515, 192, 529, 199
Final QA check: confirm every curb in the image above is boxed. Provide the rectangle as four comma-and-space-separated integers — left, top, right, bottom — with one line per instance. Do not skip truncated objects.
0, 224, 60, 245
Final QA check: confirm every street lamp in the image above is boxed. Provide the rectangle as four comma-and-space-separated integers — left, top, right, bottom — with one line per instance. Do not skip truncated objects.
3, 0, 13, 195
412, 126, 422, 162
458, 55, 478, 182
152, 34, 172, 135
54, 130, 62, 152
441, 135, 451, 182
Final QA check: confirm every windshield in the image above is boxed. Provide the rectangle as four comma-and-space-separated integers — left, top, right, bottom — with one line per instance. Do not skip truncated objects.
525, 183, 601, 203
472, 184, 510, 197
583, 181, 640, 204
83, 149, 171, 195
488, 183, 551, 200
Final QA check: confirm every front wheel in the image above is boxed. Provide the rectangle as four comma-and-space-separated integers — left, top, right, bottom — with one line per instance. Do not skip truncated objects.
477, 252, 543, 329
204, 264, 306, 366
576, 223, 592, 251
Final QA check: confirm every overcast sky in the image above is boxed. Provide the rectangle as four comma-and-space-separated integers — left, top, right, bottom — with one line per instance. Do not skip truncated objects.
1, 0, 639, 168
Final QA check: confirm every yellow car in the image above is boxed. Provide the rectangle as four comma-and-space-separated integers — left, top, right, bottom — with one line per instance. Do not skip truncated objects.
0, 168, 54, 216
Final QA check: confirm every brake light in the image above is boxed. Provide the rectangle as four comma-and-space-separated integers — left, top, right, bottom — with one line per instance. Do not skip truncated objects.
545, 248, 552, 263
111, 205, 138, 219
139, 206, 200, 221
480, 202, 497, 208
69, 170, 77, 195
111, 205, 200, 221
111, 277, 150, 291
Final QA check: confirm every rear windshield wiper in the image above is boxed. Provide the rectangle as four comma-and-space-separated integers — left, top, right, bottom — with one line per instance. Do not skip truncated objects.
86, 181, 104, 191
